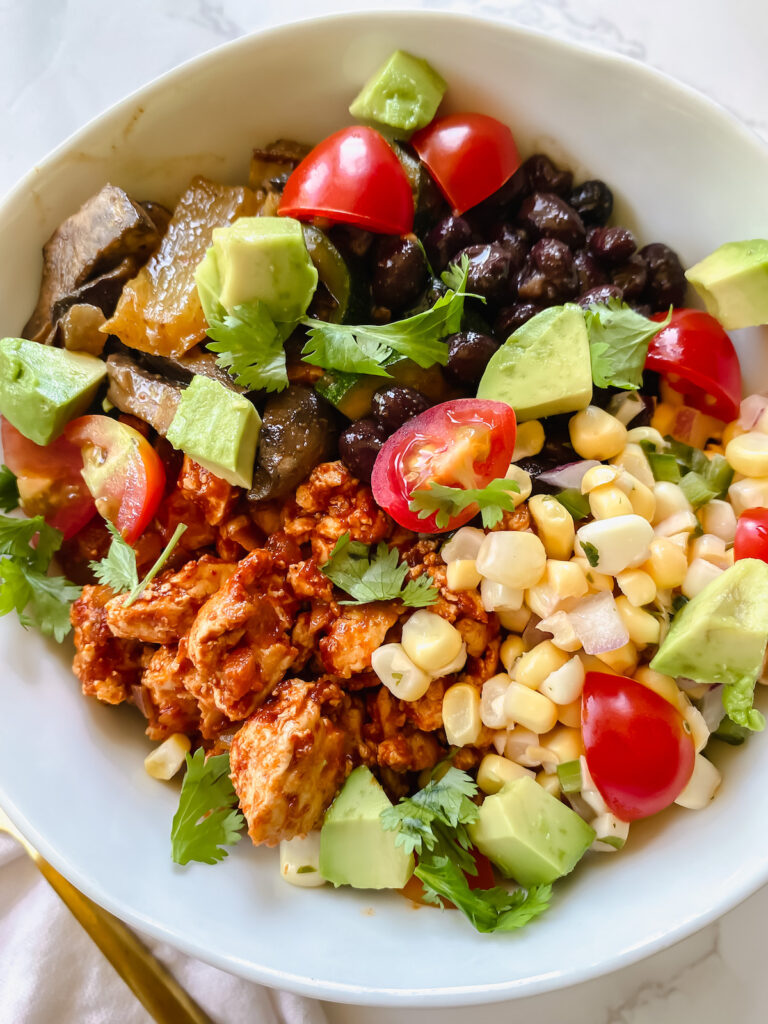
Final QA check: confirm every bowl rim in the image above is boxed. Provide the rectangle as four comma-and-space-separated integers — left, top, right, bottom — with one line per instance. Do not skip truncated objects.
2, 8, 768, 1006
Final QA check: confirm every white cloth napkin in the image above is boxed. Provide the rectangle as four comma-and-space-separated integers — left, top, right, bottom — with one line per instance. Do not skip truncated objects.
0, 834, 328, 1024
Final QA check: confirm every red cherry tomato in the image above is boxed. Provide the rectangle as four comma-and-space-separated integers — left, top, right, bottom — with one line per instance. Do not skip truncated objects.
371, 398, 517, 533
734, 508, 768, 562
647, 309, 742, 423
64, 415, 166, 544
1, 417, 96, 539
400, 849, 495, 908
278, 126, 414, 235
411, 113, 521, 215
582, 672, 696, 822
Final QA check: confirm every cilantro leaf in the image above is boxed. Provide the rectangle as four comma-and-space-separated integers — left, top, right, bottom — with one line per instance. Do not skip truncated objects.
722, 675, 765, 732
381, 766, 553, 934
581, 541, 600, 568
321, 533, 438, 607
171, 749, 245, 865
205, 300, 292, 393
0, 466, 19, 513
0, 513, 80, 641
585, 299, 671, 390
90, 522, 187, 607
409, 477, 520, 530
302, 256, 475, 377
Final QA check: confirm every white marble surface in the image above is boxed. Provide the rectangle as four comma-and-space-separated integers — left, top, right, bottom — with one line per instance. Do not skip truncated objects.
1, 1, 768, 1022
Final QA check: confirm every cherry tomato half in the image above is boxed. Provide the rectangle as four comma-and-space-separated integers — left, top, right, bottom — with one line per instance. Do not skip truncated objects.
64, 415, 166, 544
279, 126, 414, 235
411, 113, 521, 215
371, 398, 517, 533
647, 309, 742, 423
582, 672, 695, 822
734, 508, 768, 562
1, 417, 96, 539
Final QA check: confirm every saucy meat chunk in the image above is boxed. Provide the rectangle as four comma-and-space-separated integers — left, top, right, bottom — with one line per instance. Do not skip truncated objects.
70, 585, 147, 704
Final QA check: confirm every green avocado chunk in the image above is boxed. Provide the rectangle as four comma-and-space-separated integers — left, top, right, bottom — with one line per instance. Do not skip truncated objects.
476, 304, 593, 421
349, 50, 447, 133
468, 775, 595, 888
651, 558, 768, 730
0, 337, 107, 445
685, 239, 768, 329
319, 766, 414, 889
166, 375, 261, 489
195, 216, 318, 324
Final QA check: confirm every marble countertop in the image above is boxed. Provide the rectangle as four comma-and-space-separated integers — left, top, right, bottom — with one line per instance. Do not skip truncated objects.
1, 2, 767, 1022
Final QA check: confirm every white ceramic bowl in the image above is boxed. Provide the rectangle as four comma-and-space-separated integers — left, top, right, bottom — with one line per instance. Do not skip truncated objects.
1, 11, 768, 1008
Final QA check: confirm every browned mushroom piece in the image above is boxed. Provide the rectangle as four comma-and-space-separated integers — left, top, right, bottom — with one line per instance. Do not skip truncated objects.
140, 345, 246, 393
23, 183, 162, 342
248, 139, 311, 194
105, 353, 183, 435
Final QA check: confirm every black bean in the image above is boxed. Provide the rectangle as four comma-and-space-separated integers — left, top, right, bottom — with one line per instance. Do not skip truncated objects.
569, 180, 614, 226
338, 418, 386, 483
640, 242, 687, 310
493, 224, 529, 274
610, 254, 648, 299
577, 284, 624, 307
371, 385, 430, 433
445, 331, 500, 386
573, 249, 608, 292
416, 166, 446, 221
516, 192, 586, 249
371, 237, 428, 311
523, 154, 573, 197
517, 239, 578, 303
424, 215, 474, 272
469, 164, 531, 222
456, 243, 512, 301
631, 303, 653, 318
494, 303, 542, 339
588, 226, 637, 265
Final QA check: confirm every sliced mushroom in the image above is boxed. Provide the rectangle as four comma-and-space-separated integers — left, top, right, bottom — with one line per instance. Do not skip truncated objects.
105, 353, 183, 435
50, 254, 141, 327
24, 184, 161, 342
248, 385, 338, 503
140, 345, 246, 393
249, 139, 310, 193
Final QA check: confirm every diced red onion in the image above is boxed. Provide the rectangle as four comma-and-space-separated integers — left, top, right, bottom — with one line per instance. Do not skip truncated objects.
738, 393, 768, 430
698, 684, 725, 732
130, 684, 151, 719
537, 460, 601, 490
567, 592, 629, 655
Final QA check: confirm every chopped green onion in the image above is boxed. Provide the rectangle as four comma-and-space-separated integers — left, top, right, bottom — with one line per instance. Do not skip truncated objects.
701, 454, 734, 500
665, 436, 709, 476
679, 471, 718, 510
647, 452, 681, 483
710, 718, 750, 746
555, 488, 590, 520
598, 835, 626, 850
556, 759, 583, 793
638, 439, 659, 456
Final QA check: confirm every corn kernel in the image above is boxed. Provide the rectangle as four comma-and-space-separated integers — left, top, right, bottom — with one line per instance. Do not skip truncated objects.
626, 426, 666, 447
442, 527, 485, 563
690, 533, 731, 569
504, 464, 533, 507
633, 665, 684, 709
594, 641, 638, 675
535, 772, 561, 797
580, 465, 619, 494
722, 420, 747, 447
652, 482, 693, 524
477, 754, 534, 794
481, 674, 512, 729
579, 653, 620, 677
401, 610, 464, 676
683, 702, 710, 753
442, 683, 482, 747
539, 655, 585, 705
589, 483, 634, 519
525, 580, 560, 619
682, 558, 724, 599
611, 443, 655, 489
615, 595, 661, 647
675, 754, 721, 809
496, 606, 532, 633
651, 402, 677, 437
642, 537, 688, 589
576, 515, 654, 575
476, 530, 547, 590
654, 510, 699, 537
446, 559, 482, 592
729, 476, 768, 515
511, 420, 545, 462
546, 559, 588, 600
503, 681, 558, 733
537, 610, 582, 652
616, 569, 656, 607
698, 499, 737, 543
481, 578, 524, 612
614, 471, 656, 521
144, 733, 191, 781
725, 431, 768, 477
571, 556, 614, 592
514, 640, 570, 690
569, 406, 628, 461
528, 494, 575, 560
539, 724, 585, 770
279, 834, 326, 888
500, 637, 525, 675
557, 699, 582, 728
502, 726, 542, 766
372, 643, 432, 701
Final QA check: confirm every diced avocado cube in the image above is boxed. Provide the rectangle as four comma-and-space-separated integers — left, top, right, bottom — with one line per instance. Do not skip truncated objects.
195, 216, 318, 324
319, 766, 414, 890
349, 50, 447, 133
476, 304, 593, 421
166, 375, 261, 489
0, 337, 107, 445
468, 775, 595, 887
685, 239, 768, 329
651, 558, 768, 725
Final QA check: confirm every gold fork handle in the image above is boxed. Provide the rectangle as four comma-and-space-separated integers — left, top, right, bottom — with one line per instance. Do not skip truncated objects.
3, 814, 214, 1024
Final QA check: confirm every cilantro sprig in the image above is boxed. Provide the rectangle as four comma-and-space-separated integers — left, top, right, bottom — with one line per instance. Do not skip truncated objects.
0, 466, 19, 513
204, 300, 293, 393
90, 521, 187, 607
381, 767, 552, 933
409, 477, 520, 530
321, 533, 438, 607
0, 514, 81, 642
171, 749, 245, 865
301, 257, 476, 377
585, 299, 671, 390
